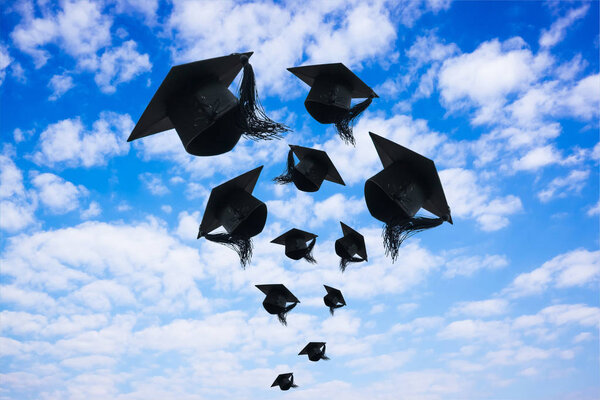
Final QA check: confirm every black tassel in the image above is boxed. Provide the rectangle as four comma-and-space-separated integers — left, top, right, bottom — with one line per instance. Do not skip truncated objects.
303, 238, 317, 264
291, 384, 298, 388
199, 232, 253, 269
238, 56, 289, 140
321, 354, 330, 360
339, 255, 364, 272
329, 306, 336, 316
277, 301, 298, 326
383, 216, 444, 262
273, 148, 295, 184
334, 96, 373, 146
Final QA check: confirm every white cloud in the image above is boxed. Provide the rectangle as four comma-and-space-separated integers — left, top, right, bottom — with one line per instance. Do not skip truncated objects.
504, 249, 600, 298
139, 173, 169, 196
539, 4, 590, 48
31, 173, 87, 214
537, 169, 589, 202
48, 73, 74, 101
444, 253, 508, 278
80, 201, 101, 219
0, 43, 12, 86
93, 40, 151, 94
31, 112, 133, 168
345, 350, 415, 373
439, 168, 522, 231
512, 145, 563, 171
438, 319, 511, 342
587, 200, 600, 217
0, 151, 37, 232
449, 299, 509, 318
11, 0, 112, 68
114, 0, 159, 24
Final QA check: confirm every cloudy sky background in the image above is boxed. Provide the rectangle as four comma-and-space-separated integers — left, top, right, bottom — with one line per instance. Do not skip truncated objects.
0, 0, 599, 399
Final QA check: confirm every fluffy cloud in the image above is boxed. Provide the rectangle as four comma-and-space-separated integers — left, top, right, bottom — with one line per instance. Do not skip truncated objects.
537, 169, 590, 202
439, 168, 522, 231
504, 249, 600, 298
444, 253, 508, 278
48, 73, 75, 100
539, 4, 590, 48
0, 150, 37, 232
139, 173, 169, 196
0, 43, 11, 86
31, 112, 133, 168
93, 40, 151, 93
31, 172, 87, 214
449, 299, 509, 318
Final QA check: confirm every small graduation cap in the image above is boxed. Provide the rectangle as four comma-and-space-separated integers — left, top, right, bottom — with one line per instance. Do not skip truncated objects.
323, 285, 346, 316
197, 166, 267, 268
128, 52, 288, 156
271, 373, 298, 390
273, 144, 345, 192
335, 221, 368, 272
298, 342, 329, 362
364, 132, 452, 262
288, 63, 378, 145
256, 284, 300, 325
271, 228, 318, 263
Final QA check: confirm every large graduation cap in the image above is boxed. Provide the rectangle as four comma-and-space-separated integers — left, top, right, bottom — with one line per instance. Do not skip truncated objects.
274, 144, 345, 192
256, 284, 300, 326
335, 221, 368, 272
271, 228, 318, 263
364, 132, 452, 261
197, 166, 267, 268
287, 62, 378, 145
128, 52, 288, 156
298, 342, 329, 362
323, 285, 346, 315
271, 373, 298, 390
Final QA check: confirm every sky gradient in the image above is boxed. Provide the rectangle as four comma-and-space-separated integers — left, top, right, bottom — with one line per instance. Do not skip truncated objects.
0, 1, 599, 399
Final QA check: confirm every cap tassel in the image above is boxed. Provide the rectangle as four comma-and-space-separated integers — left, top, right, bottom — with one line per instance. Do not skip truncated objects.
329, 306, 336, 316
277, 301, 298, 326
273, 148, 295, 184
199, 231, 253, 268
334, 96, 373, 146
383, 216, 445, 262
320, 347, 330, 360
238, 56, 289, 140
339, 255, 365, 272
302, 238, 317, 264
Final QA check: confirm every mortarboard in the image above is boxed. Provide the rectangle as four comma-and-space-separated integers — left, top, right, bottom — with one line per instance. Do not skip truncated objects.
271, 228, 318, 263
273, 144, 345, 192
364, 132, 452, 261
288, 63, 378, 145
271, 373, 298, 390
298, 342, 329, 362
256, 284, 300, 325
323, 285, 346, 316
335, 221, 368, 272
197, 166, 267, 268
128, 52, 288, 156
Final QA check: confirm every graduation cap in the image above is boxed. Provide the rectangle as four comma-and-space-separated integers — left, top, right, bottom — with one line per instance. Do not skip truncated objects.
335, 221, 368, 272
256, 284, 300, 325
271, 228, 318, 263
288, 63, 378, 145
323, 285, 346, 315
127, 52, 288, 156
273, 144, 345, 192
298, 342, 329, 362
197, 166, 267, 268
271, 373, 298, 390
364, 132, 452, 261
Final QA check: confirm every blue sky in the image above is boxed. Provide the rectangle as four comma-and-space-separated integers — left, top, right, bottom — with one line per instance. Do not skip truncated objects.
0, 0, 599, 399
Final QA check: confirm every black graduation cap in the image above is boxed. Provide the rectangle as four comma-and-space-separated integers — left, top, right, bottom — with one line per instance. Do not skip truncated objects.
298, 342, 329, 362
273, 144, 345, 192
271, 373, 298, 390
364, 132, 452, 261
288, 62, 378, 145
335, 221, 368, 272
323, 285, 346, 315
256, 284, 300, 325
128, 52, 288, 156
197, 166, 266, 268
271, 228, 318, 263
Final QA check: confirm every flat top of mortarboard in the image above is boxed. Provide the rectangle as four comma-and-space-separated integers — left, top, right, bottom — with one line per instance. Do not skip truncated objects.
271, 373, 294, 386
290, 144, 345, 185
298, 342, 326, 355
128, 52, 253, 142
287, 63, 378, 99
323, 285, 346, 304
255, 284, 300, 303
199, 166, 263, 234
339, 221, 368, 260
271, 228, 318, 245
369, 132, 452, 223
